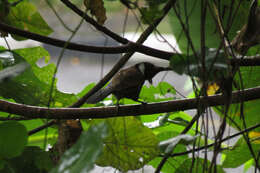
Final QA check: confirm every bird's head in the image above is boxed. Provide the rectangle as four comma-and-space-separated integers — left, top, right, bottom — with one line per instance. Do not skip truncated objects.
136, 62, 172, 84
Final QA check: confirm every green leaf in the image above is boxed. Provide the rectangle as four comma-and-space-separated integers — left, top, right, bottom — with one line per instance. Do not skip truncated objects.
149, 111, 195, 136
223, 137, 260, 168
169, 0, 250, 53
51, 122, 108, 173
0, 47, 77, 106
6, 1, 53, 40
170, 48, 228, 81
149, 131, 188, 173
0, 146, 53, 173
176, 158, 225, 173
96, 117, 159, 172
1, 148, 50, 172
243, 159, 254, 173
0, 159, 4, 170
139, 81, 176, 102
214, 66, 260, 130
0, 121, 28, 159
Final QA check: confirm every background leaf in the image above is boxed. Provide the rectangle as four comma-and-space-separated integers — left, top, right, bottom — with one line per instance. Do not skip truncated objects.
6, 1, 53, 40
0, 121, 28, 159
0, 47, 77, 106
168, 0, 250, 53
223, 137, 260, 168
0, 146, 53, 173
96, 117, 159, 172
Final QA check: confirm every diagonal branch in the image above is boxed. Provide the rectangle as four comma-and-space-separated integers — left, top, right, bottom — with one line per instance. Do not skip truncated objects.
70, 0, 177, 108
1, 86, 260, 119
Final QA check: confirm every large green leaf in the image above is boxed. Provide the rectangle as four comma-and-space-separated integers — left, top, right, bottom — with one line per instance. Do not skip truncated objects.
96, 117, 159, 172
0, 121, 28, 159
51, 122, 108, 173
0, 111, 58, 148
223, 137, 260, 168
6, 1, 53, 40
0, 146, 53, 173
0, 47, 77, 106
168, 0, 250, 53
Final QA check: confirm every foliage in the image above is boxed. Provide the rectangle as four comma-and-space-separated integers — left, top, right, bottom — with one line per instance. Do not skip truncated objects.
5, 1, 53, 40
168, 0, 250, 54
0, 0, 259, 173
95, 117, 159, 171
0, 121, 27, 159
50, 122, 108, 173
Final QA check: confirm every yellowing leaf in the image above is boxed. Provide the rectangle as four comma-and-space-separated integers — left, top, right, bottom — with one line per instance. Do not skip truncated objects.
249, 131, 260, 144
207, 83, 220, 96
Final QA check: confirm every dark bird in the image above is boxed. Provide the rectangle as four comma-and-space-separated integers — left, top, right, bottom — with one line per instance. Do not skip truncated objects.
86, 62, 172, 104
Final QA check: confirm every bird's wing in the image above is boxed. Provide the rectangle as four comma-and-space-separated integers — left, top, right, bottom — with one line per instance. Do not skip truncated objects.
85, 84, 113, 104
112, 67, 144, 91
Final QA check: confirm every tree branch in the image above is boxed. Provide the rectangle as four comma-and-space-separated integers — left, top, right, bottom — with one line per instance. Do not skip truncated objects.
1, 22, 260, 64
70, 0, 176, 107
0, 22, 174, 60
28, 120, 56, 135
0, 86, 260, 119
60, 0, 129, 44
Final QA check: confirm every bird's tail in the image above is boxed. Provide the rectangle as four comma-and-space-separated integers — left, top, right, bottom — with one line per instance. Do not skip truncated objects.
86, 84, 113, 104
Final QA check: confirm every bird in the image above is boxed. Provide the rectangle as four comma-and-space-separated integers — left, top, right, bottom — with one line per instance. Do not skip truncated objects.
86, 62, 172, 104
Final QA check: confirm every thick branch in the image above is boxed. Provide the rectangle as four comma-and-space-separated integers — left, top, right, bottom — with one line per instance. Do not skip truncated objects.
1, 22, 260, 64
1, 86, 260, 119
0, 22, 173, 60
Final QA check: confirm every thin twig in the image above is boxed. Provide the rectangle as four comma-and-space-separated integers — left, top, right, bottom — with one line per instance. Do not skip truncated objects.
45, 0, 74, 32
167, 123, 260, 157
28, 120, 56, 135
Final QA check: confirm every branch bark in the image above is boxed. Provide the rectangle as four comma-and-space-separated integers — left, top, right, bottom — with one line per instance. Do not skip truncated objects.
0, 22, 174, 60
1, 86, 260, 119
